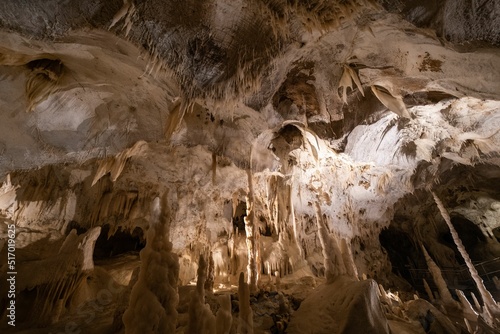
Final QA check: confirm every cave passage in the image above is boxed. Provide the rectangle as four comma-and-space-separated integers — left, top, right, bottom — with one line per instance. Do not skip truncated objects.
232, 200, 247, 235
379, 226, 422, 286
93, 224, 145, 259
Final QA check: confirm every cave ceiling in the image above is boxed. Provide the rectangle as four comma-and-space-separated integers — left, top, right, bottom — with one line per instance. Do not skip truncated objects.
0, 0, 497, 175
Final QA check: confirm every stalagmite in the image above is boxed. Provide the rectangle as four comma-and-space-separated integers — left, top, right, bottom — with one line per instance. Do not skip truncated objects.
493, 276, 500, 291
378, 284, 391, 305
471, 292, 482, 313
187, 255, 216, 334
423, 278, 435, 303
122, 194, 179, 334
112, 268, 140, 332
215, 294, 232, 334
314, 202, 346, 283
434, 291, 440, 301
340, 238, 359, 280
237, 272, 254, 334
456, 289, 478, 321
432, 192, 500, 319
464, 318, 473, 334
244, 169, 259, 292
275, 271, 281, 289
204, 251, 215, 293
421, 245, 458, 308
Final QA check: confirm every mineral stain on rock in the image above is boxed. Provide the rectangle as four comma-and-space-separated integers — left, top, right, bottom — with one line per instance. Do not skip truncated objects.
419, 52, 443, 72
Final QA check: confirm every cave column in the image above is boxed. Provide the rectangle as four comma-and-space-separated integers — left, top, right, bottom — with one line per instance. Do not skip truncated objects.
314, 202, 346, 283
244, 169, 259, 292
238, 272, 254, 334
432, 192, 500, 318
122, 193, 179, 333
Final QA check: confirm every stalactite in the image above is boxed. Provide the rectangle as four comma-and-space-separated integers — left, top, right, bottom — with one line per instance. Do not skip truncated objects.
29, 227, 101, 325
244, 169, 259, 292
165, 99, 194, 141
122, 194, 179, 334
0, 174, 18, 211
268, 178, 277, 233
87, 189, 145, 228
238, 272, 254, 334
232, 193, 239, 221
229, 234, 236, 276
432, 192, 500, 320
288, 181, 305, 264
277, 182, 291, 236
109, 0, 135, 33
25, 58, 63, 112
421, 245, 458, 308
187, 255, 216, 334
92, 141, 147, 186
34, 272, 85, 325
314, 202, 346, 283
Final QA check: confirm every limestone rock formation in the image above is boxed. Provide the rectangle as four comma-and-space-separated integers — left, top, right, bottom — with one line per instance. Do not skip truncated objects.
0, 0, 499, 333
122, 195, 179, 334
187, 254, 216, 334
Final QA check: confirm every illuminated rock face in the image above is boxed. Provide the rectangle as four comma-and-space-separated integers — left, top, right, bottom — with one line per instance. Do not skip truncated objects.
0, 1, 499, 333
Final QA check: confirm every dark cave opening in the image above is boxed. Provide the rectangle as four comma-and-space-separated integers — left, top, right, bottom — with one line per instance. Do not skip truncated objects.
379, 225, 423, 287
437, 230, 464, 266
451, 214, 487, 260
438, 214, 488, 264
232, 201, 247, 234
65, 220, 88, 235
494, 226, 500, 242
93, 224, 145, 259
260, 218, 273, 237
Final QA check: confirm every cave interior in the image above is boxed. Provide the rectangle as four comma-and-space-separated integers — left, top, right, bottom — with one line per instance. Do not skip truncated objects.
0, 0, 500, 333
